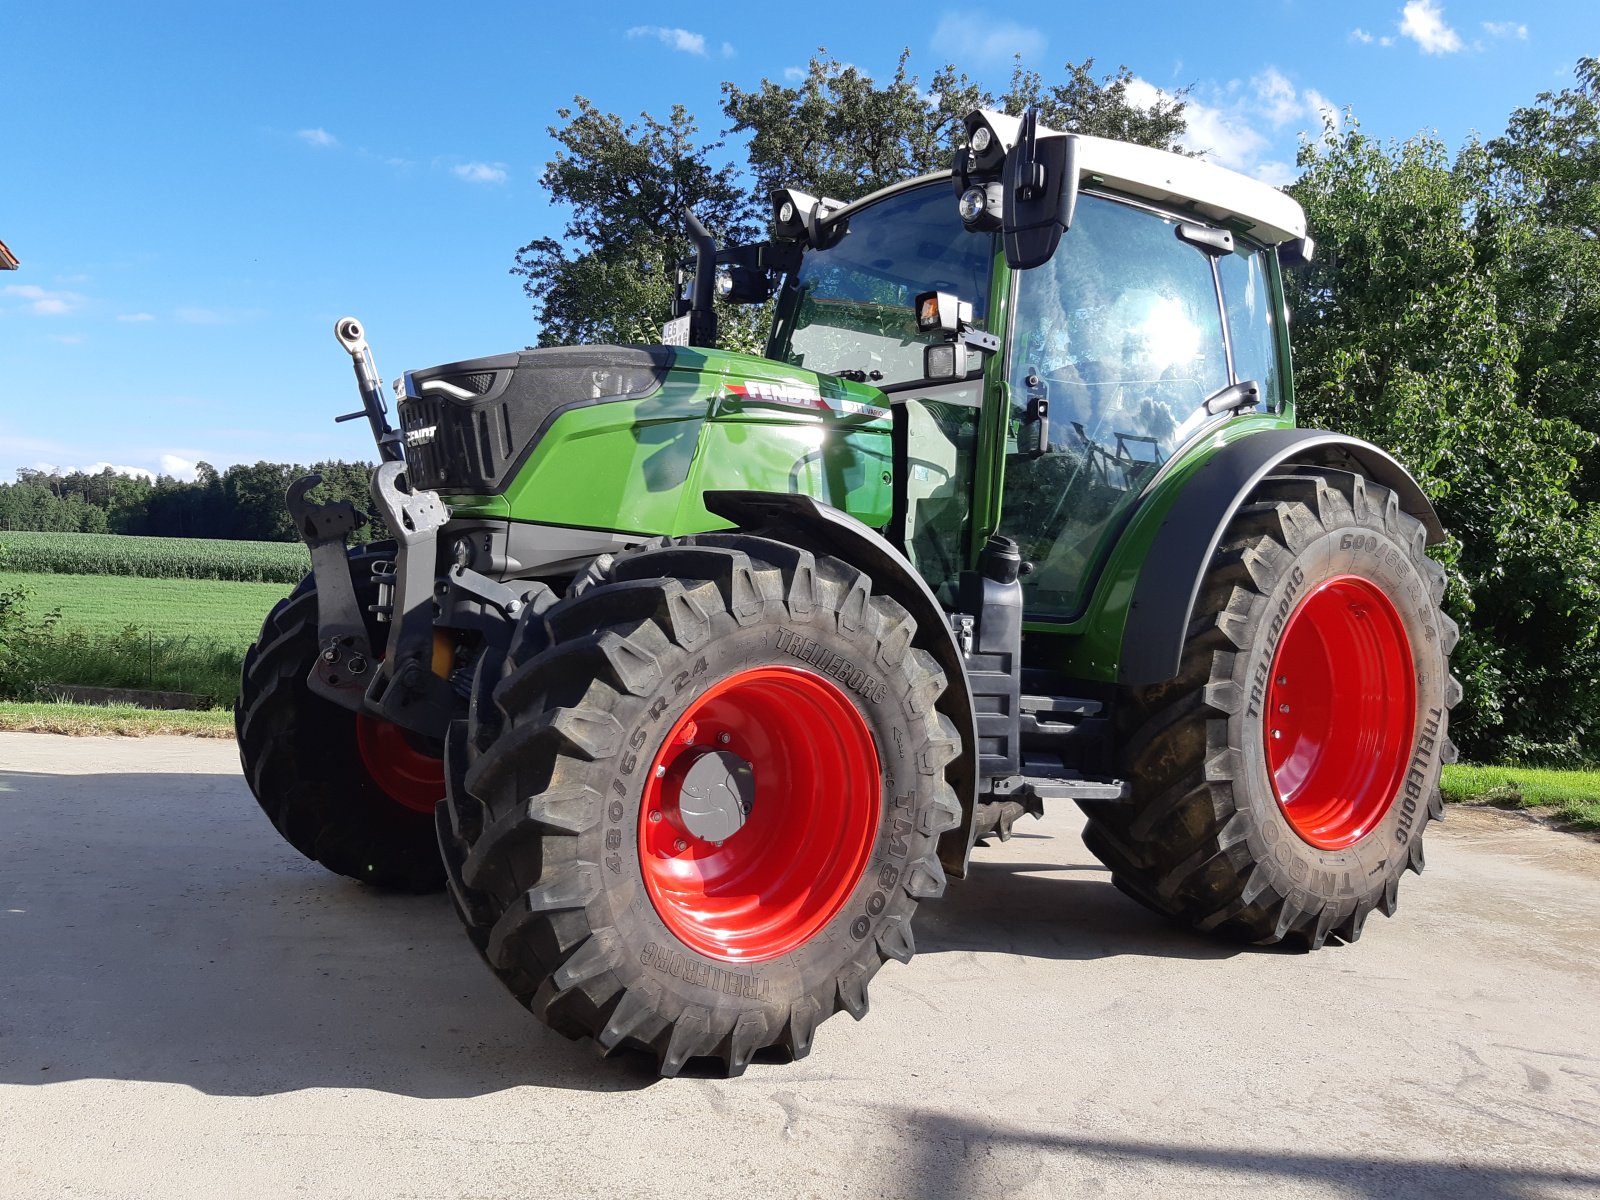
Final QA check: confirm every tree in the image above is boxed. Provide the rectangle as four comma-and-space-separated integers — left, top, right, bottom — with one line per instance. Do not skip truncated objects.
721, 50, 988, 204
511, 100, 757, 348
1484, 57, 1600, 502
0, 460, 384, 543
721, 53, 1189, 210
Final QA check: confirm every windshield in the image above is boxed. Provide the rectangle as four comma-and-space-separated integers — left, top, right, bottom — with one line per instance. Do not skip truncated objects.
768, 182, 993, 388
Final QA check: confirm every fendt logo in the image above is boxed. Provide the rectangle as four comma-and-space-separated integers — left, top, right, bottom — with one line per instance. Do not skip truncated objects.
726, 381, 887, 420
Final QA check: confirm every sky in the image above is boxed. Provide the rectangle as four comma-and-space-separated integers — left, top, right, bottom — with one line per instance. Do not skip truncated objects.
1, 0, 1594, 483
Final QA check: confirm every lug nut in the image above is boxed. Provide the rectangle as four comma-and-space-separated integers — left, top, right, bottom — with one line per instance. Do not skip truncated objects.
321, 647, 339, 663
1272, 729, 1282, 740
655, 765, 667, 779
1278, 703, 1290, 713
717, 732, 731, 745
648, 810, 662, 823
673, 839, 688, 852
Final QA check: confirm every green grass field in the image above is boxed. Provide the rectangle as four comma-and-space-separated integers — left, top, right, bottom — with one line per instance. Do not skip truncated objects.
1, 570, 285, 706
1441, 763, 1600, 831
1, 571, 286, 646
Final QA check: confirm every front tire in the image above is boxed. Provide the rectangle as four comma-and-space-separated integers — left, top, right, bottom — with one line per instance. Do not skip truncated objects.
1082, 469, 1460, 947
438, 534, 961, 1076
236, 544, 446, 892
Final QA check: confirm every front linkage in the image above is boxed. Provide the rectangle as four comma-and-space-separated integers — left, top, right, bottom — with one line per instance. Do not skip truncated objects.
286, 317, 531, 740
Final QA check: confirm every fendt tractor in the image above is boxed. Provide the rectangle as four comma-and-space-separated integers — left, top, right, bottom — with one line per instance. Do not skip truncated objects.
238, 109, 1459, 1076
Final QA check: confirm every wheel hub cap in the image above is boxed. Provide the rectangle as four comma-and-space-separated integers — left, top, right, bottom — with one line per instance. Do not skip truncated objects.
354, 713, 444, 814
639, 666, 880, 963
1263, 573, 1417, 850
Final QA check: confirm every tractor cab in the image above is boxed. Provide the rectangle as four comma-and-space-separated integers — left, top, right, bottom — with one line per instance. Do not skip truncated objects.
689, 111, 1314, 633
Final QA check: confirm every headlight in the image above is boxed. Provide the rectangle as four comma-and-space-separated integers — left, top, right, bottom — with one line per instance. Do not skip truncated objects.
970, 126, 992, 154
958, 186, 988, 223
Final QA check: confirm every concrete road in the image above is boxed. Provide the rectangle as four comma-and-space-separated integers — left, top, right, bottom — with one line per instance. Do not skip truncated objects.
2, 731, 1598, 1200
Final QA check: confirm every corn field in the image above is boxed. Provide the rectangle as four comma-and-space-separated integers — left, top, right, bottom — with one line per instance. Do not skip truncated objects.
0, 530, 310, 584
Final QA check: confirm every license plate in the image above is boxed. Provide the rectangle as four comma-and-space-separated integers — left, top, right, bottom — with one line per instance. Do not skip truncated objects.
661, 314, 690, 346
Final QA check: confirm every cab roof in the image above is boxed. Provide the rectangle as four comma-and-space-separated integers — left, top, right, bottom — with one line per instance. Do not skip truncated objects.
828, 138, 1307, 247
1072, 134, 1306, 244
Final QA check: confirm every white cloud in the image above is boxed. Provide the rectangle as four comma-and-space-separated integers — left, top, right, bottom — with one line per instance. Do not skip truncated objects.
452, 162, 508, 184
3, 283, 86, 316
1125, 68, 1336, 185
1400, 0, 1463, 54
297, 127, 338, 148
930, 14, 1047, 67
84, 462, 158, 480
1482, 20, 1528, 40
1351, 27, 1375, 43
626, 25, 707, 56
1182, 98, 1273, 170
1252, 161, 1298, 188
1127, 76, 1268, 170
159, 454, 199, 481
783, 66, 806, 83
1254, 67, 1302, 128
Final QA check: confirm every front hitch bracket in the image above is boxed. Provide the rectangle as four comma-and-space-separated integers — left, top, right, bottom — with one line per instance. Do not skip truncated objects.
362, 459, 456, 739
285, 474, 376, 712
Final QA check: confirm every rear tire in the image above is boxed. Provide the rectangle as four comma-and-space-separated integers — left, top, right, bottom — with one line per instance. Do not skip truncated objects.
236, 543, 445, 892
1082, 470, 1460, 948
438, 533, 961, 1076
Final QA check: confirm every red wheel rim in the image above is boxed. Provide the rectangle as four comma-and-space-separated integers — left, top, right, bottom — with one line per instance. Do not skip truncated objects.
1264, 574, 1417, 850
355, 714, 445, 815
638, 666, 881, 963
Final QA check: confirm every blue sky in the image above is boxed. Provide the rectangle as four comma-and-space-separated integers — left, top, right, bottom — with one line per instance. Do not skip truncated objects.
1, 0, 1593, 482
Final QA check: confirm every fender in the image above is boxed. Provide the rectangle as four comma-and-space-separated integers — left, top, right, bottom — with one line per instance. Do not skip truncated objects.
703, 490, 982, 879
1118, 429, 1445, 687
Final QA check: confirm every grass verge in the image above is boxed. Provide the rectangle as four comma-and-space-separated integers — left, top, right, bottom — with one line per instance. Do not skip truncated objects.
25, 629, 245, 706
0, 700, 235, 738
1441, 763, 1600, 832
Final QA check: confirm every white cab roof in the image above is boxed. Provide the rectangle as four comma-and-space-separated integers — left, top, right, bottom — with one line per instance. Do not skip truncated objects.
1073, 135, 1306, 244
828, 137, 1307, 246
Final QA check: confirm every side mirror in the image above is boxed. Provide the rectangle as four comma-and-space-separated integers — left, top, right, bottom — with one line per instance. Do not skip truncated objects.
1001, 113, 1079, 271
1277, 235, 1316, 267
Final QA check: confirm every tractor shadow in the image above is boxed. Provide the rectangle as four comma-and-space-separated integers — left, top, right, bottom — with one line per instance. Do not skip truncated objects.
0, 769, 658, 1099
0, 769, 1250, 1099
915, 826, 1257, 964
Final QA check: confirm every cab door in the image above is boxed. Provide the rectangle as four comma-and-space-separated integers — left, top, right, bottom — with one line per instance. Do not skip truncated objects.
997, 191, 1280, 619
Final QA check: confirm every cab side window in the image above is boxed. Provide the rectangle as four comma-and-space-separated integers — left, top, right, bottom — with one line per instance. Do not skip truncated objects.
1218, 245, 1283, 411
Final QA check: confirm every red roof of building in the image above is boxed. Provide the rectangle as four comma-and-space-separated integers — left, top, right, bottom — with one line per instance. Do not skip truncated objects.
0, 239, 17, 270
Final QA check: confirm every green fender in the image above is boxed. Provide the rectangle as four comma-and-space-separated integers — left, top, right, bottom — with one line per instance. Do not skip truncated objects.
1065, 428, 1443, 688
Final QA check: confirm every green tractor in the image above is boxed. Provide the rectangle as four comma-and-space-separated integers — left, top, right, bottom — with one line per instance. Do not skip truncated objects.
238, 109, 1458, 1076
